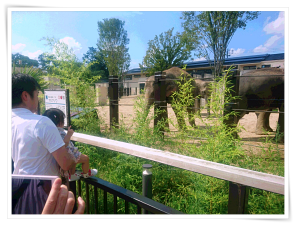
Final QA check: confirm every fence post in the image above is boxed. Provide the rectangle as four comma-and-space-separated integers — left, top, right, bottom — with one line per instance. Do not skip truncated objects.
109, 75, 119, 131
154, 71, 166, 137
223, 74, 240, 136
228, 182, 249, 214
206, 96, 210, 117
142, 164, 152, 214
69, 180, 78, 213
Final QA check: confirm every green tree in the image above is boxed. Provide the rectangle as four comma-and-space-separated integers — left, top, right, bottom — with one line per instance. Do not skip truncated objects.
82, 47, 109, 81
97, 18, 131, 79
38, 52, 56, 73
140, 28, 199, 76
12, 53, 39, 67
181, 11, 260, 76
41, 37, 100, 110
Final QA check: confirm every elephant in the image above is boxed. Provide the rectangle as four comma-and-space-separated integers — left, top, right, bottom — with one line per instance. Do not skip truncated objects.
144, 67, 211, 129
255, 109, 273, 135
223, 67, 284, 142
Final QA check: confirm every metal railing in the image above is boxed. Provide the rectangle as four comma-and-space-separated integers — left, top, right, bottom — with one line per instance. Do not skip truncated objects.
70, 176, 183, 214
70, 131, 284, 214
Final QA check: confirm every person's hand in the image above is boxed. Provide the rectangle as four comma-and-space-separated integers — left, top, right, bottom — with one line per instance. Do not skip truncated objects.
67, 126, 74, 137
42, 178, 85, 214
69, 166, 76, 175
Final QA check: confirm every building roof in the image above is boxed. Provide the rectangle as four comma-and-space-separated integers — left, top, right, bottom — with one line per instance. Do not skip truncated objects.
125, 53, 284, 75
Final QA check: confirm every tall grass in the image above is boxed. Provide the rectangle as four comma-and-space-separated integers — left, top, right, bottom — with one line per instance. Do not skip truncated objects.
72, 69, 284, 214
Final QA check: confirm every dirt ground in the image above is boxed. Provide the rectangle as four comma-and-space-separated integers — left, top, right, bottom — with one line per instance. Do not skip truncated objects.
95, 95, 284, 156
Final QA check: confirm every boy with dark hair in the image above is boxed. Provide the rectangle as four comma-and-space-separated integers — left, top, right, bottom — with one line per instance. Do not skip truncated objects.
12, 73, 76, 176
12, 73, 41, 109
11, 73, 84, 214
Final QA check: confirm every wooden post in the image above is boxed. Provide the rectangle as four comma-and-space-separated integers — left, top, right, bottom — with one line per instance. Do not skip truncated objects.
154, 71, 166, 137
223, 74, 240, 135
228, 182, 249, 214
109, 76, 119, 131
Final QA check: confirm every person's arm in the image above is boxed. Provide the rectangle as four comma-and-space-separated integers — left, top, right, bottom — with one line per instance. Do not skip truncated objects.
51, 145, 76, 171
38, 117, 76, 172
63, 126, 74, 148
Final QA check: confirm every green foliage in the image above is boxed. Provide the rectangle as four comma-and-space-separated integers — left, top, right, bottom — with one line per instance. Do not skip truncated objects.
82, 47, 109, 81
140, 28, 199, 76
12, 53, 39, 67
40, 37, 102, 133
181, 11, 260, 76
41, 37, 100, 108
97, 18, 131, 78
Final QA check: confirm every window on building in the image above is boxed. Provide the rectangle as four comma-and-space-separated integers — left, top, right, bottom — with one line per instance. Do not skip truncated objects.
243, 66, 256, 70
125, 75, 132, 80
196, 70, 204, 75
134, 74, 141, 78
261, 65, 271, 68
204, 69, 212, 74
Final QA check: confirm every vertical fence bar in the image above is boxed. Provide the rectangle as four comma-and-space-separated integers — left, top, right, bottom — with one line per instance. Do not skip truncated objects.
206, 96, 211, 117
114, 195, 118, 214
223, 74, 239, 136
94, 186, 98, 214
85, 182, 89, 214
78, 179, 81, 197
125, 200, 129, 214
69, 181, 77, 214
104, 190, 107, 214
137, 205, 141, 214
154, 71, 166, 137
228, 182, 249, 214
142, 164, 153, 214
109, 76, 119, 131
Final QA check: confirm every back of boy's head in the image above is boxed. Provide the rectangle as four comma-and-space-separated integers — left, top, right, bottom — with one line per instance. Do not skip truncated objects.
12, 73, 41, 107
43, 108, 65, 126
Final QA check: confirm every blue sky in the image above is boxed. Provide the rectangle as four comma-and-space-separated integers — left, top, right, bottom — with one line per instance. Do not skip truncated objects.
10, 10, 285, 70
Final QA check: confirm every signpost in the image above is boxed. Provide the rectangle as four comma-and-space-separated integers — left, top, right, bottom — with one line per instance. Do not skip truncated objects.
44, 89, 70, 128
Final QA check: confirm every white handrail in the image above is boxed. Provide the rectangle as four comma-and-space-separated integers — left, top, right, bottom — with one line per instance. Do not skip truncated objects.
71, 132, 284, 195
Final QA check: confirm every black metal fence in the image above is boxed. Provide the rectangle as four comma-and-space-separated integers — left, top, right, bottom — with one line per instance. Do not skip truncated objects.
69, 173, 183, 214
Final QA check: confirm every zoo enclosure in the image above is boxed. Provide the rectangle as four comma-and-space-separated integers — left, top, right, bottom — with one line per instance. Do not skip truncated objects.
76, 71, 285, 214
107, 72, 285, 139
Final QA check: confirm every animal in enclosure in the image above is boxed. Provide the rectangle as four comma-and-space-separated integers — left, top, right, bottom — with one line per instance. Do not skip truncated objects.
224, 67, 284, 142
144, 67, 211, 129
255, 109, 273, 135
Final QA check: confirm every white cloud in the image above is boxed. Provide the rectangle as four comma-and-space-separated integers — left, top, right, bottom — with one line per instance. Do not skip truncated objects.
228, 48, 245, 56
22, 50, 43, 60
12, 43, 43, 60
12, 43, 26, 52
253, 45, 268, 53
253, 35, 282, 53
60, 37, 82, 53
263, 11, 284, 35
264, 35, 282, 47
253, 12, 284, 54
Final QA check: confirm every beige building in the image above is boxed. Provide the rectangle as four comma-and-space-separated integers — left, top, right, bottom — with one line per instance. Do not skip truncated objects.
122, 53, 284, 90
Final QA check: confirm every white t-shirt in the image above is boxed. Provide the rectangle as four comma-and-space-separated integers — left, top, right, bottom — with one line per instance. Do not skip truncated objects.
11, 108, 65, 176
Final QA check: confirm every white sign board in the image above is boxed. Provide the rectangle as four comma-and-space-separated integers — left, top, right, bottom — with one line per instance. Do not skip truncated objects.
44, 89, 69, 127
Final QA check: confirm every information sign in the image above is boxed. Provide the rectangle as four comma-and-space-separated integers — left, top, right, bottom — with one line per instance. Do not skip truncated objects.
44, 89, 70, 128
